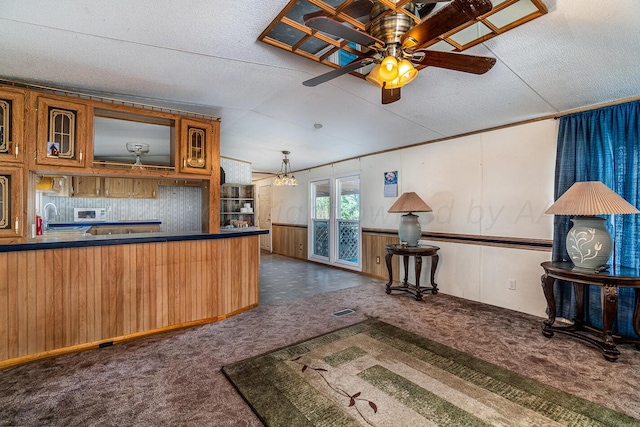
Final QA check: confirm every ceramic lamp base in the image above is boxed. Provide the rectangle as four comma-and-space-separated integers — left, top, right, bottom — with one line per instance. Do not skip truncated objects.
566, 216, 611, 270
398, 213, 421, 247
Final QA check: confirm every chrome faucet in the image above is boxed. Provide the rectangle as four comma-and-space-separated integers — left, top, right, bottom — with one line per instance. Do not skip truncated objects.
43, 202, 58, 231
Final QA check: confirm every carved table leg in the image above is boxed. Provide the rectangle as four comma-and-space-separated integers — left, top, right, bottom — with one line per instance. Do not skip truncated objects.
573, 282, 585, 329
541, 273, 556, 337
601, 284, 621, 361
385, 252, 393, 294
414, 255, 423, 301
430, 254, 439, 294
402, 255, 409, 287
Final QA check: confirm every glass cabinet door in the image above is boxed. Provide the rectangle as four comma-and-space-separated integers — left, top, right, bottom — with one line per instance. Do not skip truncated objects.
36, 96, 88, 168
0, 88, 25, 163
180, 118, 215, 175
0, 166, 23, 238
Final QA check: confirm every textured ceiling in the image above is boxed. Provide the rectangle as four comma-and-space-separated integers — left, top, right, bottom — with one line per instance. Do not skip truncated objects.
1, 0, 639, 175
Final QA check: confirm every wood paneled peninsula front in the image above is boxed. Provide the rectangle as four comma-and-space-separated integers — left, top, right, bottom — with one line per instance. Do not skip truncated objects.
0, 228, 267, 368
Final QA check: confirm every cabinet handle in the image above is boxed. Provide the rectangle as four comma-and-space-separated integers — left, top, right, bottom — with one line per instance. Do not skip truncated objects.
152, 190, 156, 197
183, 157, 187, 168
14, 217, 19, 233
79, 150, 83, 162
105, 189, 109, 196
96, 188, 99, 196
14, 143, 18, 158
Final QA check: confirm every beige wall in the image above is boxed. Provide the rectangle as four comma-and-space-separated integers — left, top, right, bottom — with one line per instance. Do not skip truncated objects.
255, 118, 559, 317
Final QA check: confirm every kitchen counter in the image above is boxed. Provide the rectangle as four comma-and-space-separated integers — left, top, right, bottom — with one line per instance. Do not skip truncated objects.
0, 226, 268, 368
0, 227, 269, 253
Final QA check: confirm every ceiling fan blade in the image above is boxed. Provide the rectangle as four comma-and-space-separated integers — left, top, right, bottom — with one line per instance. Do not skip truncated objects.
302, 0, 374, 22
413, 50, 496, 74
401, 0, 493, 48
303, 58, 375, 87
382, 86, 401, 104
305, 16, 384, 48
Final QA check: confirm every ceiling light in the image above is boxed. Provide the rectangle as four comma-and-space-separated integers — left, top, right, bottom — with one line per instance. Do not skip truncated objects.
379, 56, 399, 81
273, 150, 298, 186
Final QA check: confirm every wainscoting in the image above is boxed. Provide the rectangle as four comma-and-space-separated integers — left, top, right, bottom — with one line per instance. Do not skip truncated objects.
272, 224, 307, 260
0, 235, 259, 367
271, 224, 399, 280
271, 224, 551, 281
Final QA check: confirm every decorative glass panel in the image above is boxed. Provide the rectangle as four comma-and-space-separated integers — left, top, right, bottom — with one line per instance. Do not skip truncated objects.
337, 220, 358, 262
0, 175, 9, 229
187, 127, 205, 168
313, 220, 329, 257
0, 99, 9, 154
486, 0, 539, 30
48, 108, 75, 159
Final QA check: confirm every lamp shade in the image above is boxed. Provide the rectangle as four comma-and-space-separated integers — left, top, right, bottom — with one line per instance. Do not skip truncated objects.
546, 181, 639, 270
388, 192, 432, 213
388, 192, 432, 247
545, 181, 639, 215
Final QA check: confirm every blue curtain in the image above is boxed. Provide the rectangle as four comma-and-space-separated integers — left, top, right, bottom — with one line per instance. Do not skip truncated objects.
553, 100, 640, 337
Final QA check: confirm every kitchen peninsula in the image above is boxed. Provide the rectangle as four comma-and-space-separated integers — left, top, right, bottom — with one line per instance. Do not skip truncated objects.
0, 81, 266, 368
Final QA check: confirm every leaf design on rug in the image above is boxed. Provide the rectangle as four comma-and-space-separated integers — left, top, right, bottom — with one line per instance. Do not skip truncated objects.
291, 357, 378, 426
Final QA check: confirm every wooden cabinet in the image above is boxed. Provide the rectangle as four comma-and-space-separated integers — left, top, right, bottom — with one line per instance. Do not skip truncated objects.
36, 96, 88, 168
87, 224, 160, 235
0, 165, 23, 238
179, 118, 213, 175
103, 177, 131, 198
132, 179, 158, 198
72, 176, 101, 197
221, 184, 254, 227
0, 88, 25, 163
72, 176, 158, 199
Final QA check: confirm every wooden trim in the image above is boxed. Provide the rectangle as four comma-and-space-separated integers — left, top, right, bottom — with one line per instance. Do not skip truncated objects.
363, 228, 552, 252
272, 223, 308, 229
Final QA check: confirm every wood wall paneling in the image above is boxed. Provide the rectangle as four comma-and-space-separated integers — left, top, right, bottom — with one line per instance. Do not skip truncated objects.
0, 236, 259, 367
272, 225, 307, 260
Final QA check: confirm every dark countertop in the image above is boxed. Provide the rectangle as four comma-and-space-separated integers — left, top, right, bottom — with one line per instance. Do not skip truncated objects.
0, 227, 269, 253
48, 220, 162, 228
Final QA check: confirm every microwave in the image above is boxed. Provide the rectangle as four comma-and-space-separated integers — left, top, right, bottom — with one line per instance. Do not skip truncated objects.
74, 207, 107, 222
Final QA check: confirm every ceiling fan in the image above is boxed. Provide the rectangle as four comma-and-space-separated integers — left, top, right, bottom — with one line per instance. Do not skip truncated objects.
302, 0, 497, 104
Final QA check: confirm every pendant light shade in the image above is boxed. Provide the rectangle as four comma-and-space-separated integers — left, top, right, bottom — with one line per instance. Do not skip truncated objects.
379, 56, 399, 81
273, 151, 298, 186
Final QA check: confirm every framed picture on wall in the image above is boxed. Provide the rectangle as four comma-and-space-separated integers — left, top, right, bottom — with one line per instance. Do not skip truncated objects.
384, 171, 398, 197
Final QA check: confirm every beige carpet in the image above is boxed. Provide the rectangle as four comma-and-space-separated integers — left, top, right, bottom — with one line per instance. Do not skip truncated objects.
1, 280, 640, 426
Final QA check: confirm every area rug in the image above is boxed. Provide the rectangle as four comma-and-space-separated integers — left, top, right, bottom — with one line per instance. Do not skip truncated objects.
222, 318, 638, 427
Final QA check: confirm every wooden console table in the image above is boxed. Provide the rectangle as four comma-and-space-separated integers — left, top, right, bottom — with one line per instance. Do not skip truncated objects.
385, 244, 440, 301
541, 261, 640, 361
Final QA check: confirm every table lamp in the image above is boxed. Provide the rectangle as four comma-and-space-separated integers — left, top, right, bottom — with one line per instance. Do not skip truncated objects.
388, 192, 432, 246
545, 181, 639, 270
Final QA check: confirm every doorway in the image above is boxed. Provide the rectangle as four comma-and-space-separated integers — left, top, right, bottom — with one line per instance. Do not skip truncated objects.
258, 184, 272, 251
309, 174, 361, 271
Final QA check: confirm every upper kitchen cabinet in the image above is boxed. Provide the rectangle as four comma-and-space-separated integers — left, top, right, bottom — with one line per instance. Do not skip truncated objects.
179, 118, 217, 175
36, 96, 88, 168
0, 165, 23, 238
0, 88, 25, 164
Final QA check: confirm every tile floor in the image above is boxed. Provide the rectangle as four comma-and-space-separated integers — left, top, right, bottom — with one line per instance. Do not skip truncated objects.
259, 251, 381, 305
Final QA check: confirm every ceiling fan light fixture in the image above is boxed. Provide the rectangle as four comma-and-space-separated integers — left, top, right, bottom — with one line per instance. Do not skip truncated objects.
365, 64, 384, 87
397, 59, 418, 85
379, 55, 399, 81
